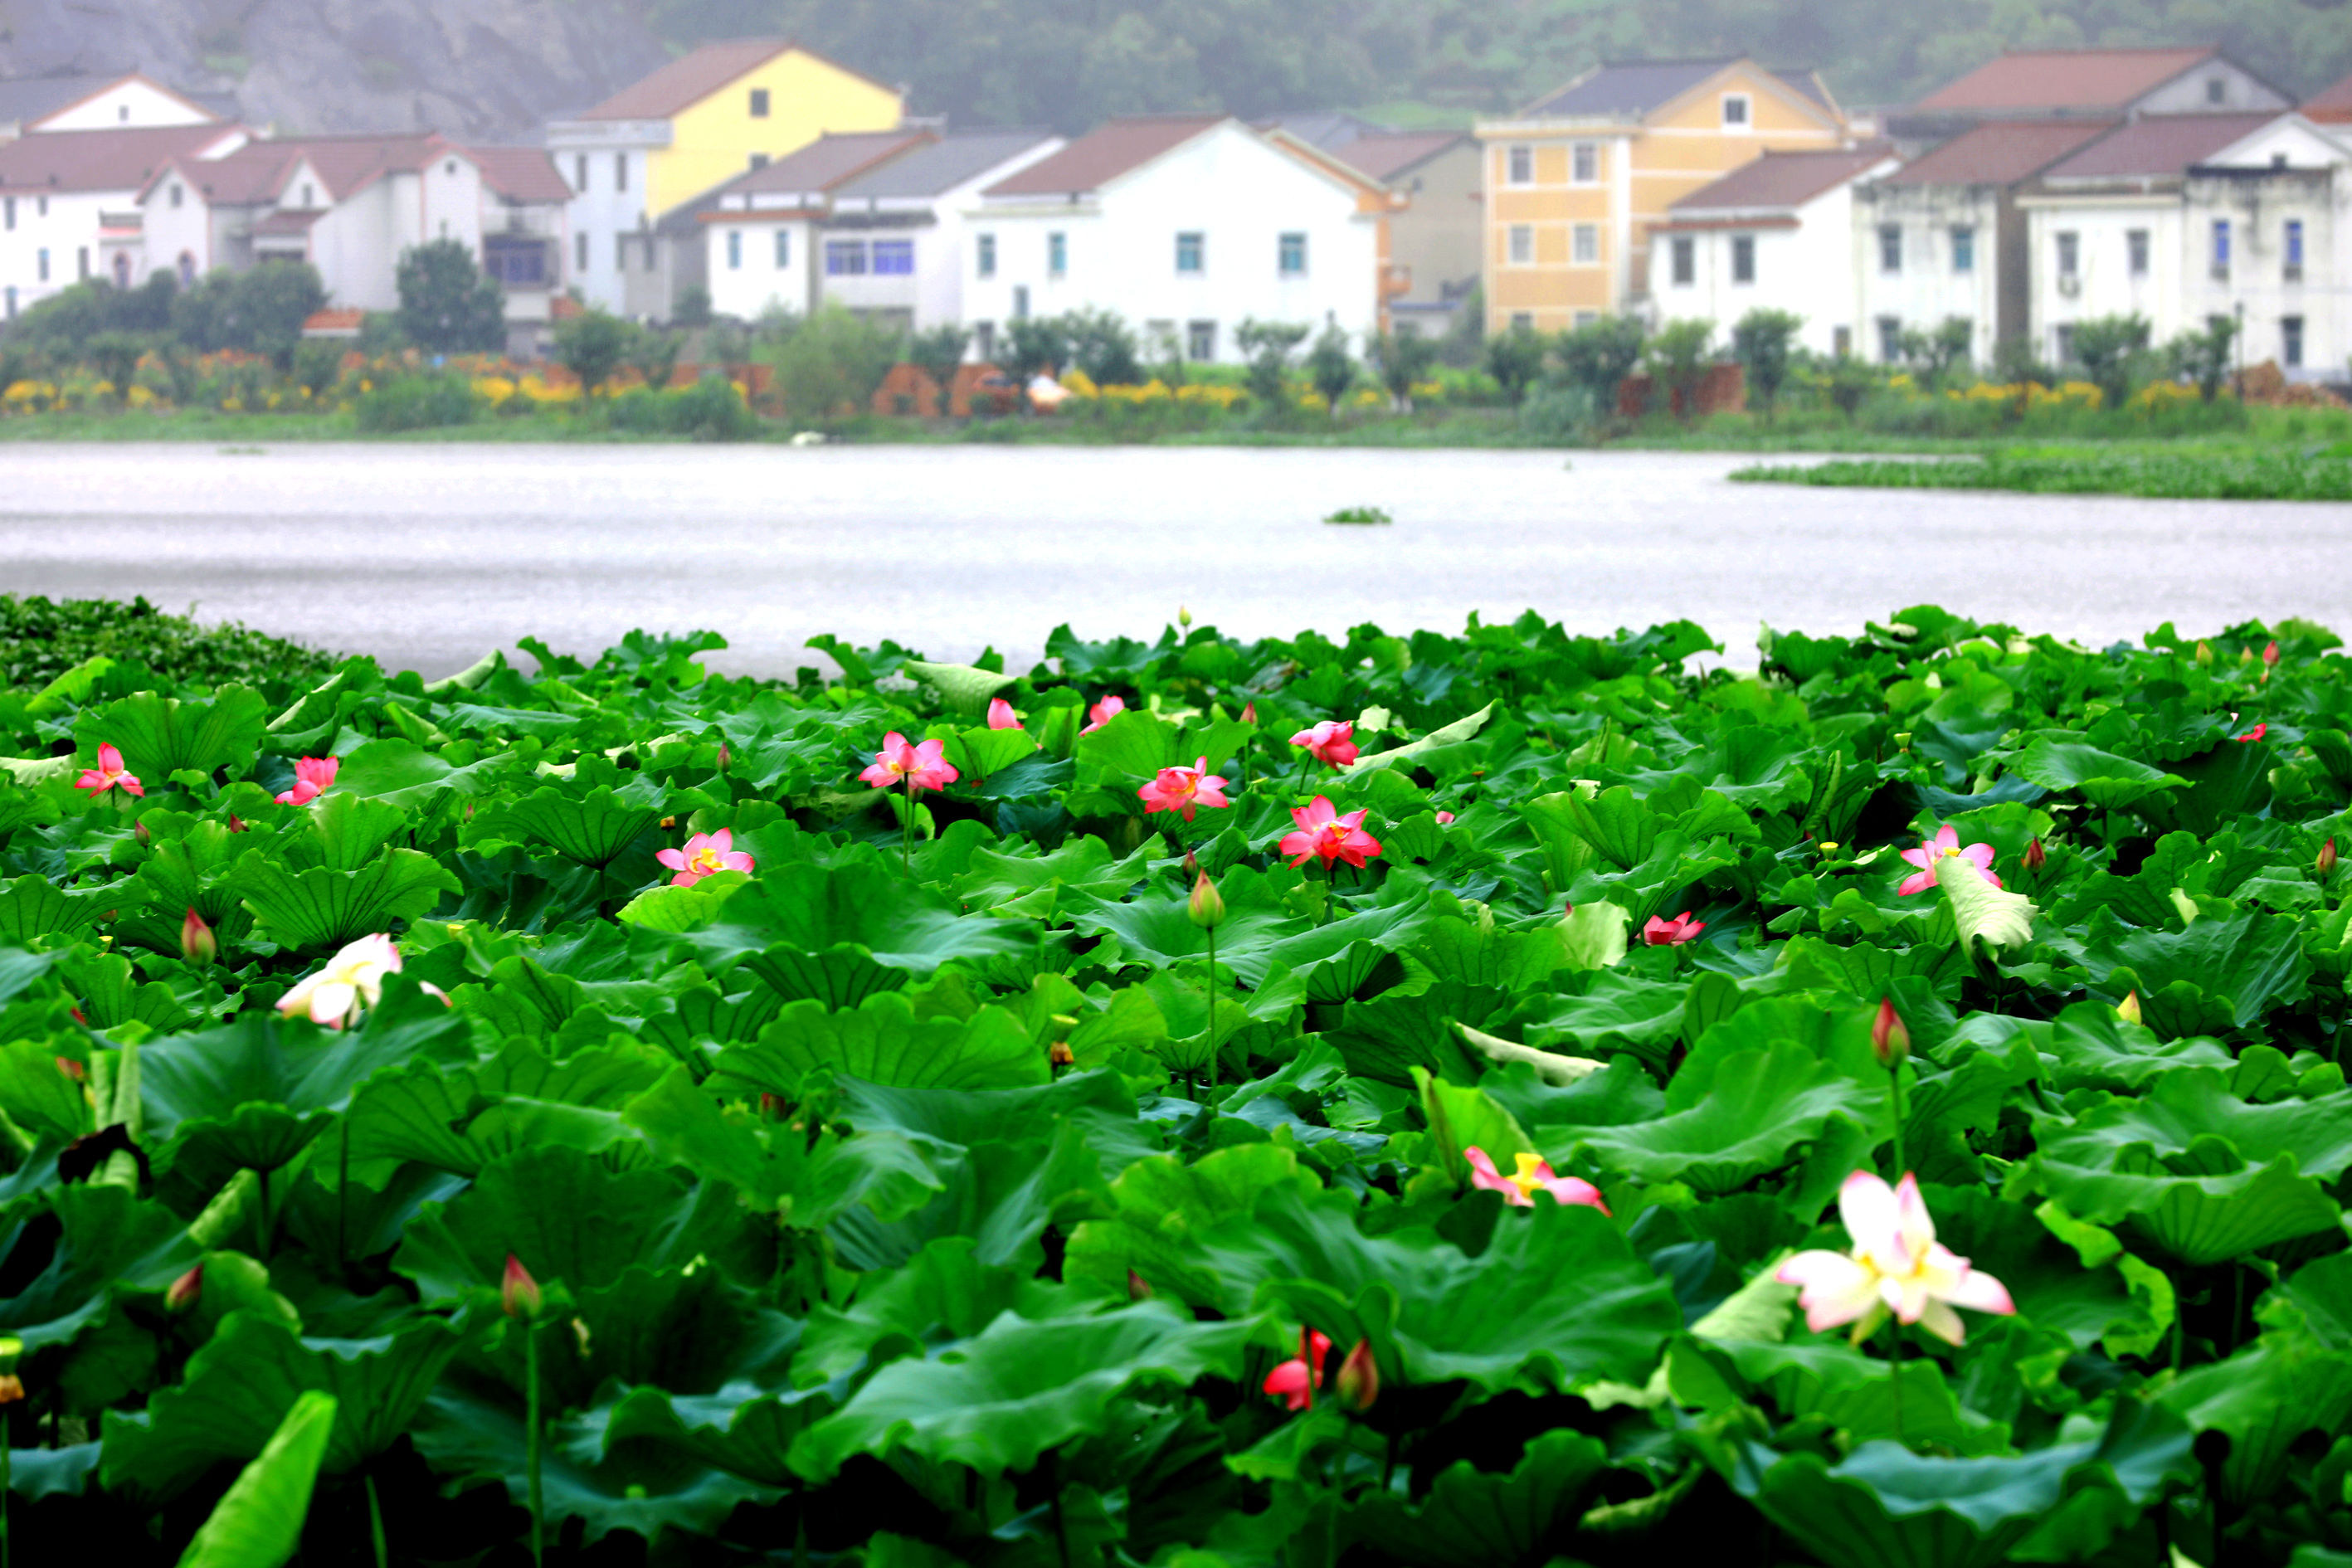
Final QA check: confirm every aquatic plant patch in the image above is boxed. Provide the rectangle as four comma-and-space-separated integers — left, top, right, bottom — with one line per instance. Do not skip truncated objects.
1, 603, 2350, 1564
1732, 446, 2352, 501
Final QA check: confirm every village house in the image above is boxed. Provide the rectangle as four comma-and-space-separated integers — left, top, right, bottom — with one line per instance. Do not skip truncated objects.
545, 39, 905, 316
2018, 113, 2351, 377
1323, 132, 1482, 339
0, 122, 249, 318
1473, 57, 1850, 334
0, 71, 227, 144
1890, 46, 2294, 145
962, 115, 1382, 367
689, 128, 933, 323
1651, 144, 1897, 355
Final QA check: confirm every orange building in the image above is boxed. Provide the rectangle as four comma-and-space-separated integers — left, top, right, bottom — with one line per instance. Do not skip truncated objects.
1474, 57, 1849, 332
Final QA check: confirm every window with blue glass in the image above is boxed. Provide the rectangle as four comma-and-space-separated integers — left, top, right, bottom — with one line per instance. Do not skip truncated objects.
2211, 219, 2231, 276
874, 239, 913, 275
774, 229, 790, 268
1950, 226, 1975, 273
825, 239, 866, 275
1278, 232, 1306, 275
1047, 231, 1066, 275
2285, 219, 2305, 280
726, 230, 742, 270
1176, 231, 1204, 273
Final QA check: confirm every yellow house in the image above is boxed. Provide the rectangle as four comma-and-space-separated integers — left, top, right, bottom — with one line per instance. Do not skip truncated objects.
548, 39, 903, 314
1474, 58, 1848, 333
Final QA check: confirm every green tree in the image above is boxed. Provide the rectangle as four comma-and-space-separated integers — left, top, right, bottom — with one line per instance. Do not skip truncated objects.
2068, 313, 2152, 411
1235, 319, 1309, 407
1730, 308, 1804, 421
555, 309, 631, 398
86, 333, 145, 408
1824, 354, 1877, 419
673, 283, 714, 329
1438, 282, 1485, 368
1003, 314, 1072, 383
1483, 324, 1547, 407
628, 324, 685, 392
1063, 306, 1143, 386
1897, 315, 1974, 391
1643, 318, 1715, 424
1304, 324, 1358, 419
1370, 328, 1438, 411
1553, 314, 1645, 411
908, 323, 970, 408
396, 240, 506, 355
2167, 314, 2239, 403
171, 262, 326, 367
765, 303, 902, 421
291, 340, 344, 402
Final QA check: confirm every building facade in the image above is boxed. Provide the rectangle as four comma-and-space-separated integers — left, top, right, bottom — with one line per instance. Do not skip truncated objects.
0, 123, 248, 317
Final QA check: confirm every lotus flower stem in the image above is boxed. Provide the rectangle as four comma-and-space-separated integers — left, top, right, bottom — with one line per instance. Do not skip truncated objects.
525, 1319, 544, 1568
1885, 1321, 1905, 1442
1049, 1451, 1072, 1568
366, 1470, 387, 1568
903, 776, 913, 869
337, 1121, 350, 1269
1205, 922, 1219, 1100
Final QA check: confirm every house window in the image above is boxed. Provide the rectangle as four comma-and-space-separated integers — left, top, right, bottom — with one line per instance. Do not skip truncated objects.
169, 183, 183, 209
2127, 229, 2149, 276
37, 248, 48, 282
727, 230, 742, 270
1722, 94, 1751, 128
1731, 233, 1755, 284
2054, 323, 2077, 364
1877, 315, 1902, 364
1507, 224, 1532, 265
485, 236, 546, 285
2285, 219, 2305, 281
1573, 223, 1599, 263
2056, 231, 2078, 277
750, 87, 770, 117
1877, 224, 1901, 273
178, 251, 196, 287
748, 153, 767, 171
874, 239, 913, 275
774, 229, 790, 268
2283, 315, 2305, 368
825, 239, 866, 275
2, 197, 11, 230
1510, 311, 1535, 329
615, 153, 628, 192
1175, 231, 1203, 273
1186, 319, 1216, 360
446, 160, 456, 177
976, 232, 996, 277
1278, 231, 1307, 275
1669, 235, 1694, 285
615, 233, 628, 270
1571, 142, 1598, 183
974, 321, 996, 361
576, 154, 587, 192
1506, 144, 1532, 184
576, 232, 588, 271
2211, 219, 2231, 279
1950, 226, 1975, 273
1574, 309, 1599, 327
1049, 231, 1067, 275
2206, 75, 2226, 105
76, 246, 88, 280
1012, 285, 1030, 319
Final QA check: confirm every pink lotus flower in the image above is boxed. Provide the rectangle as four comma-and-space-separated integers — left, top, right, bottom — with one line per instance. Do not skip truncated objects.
1278, 796, 1381, 869
1435, 811, 1455, 825
1897, 825, 2000, 897
2236, 723, 2267, 743
1137, 757, 1230, 821
1642, 911, 1705, 945
275, 755, 338, 806
859, 732, 959, 793
655, 828, 755, 888
1082, 695, 1127, 734
1465, 1145, 1609, 1214
1289, 720, 1358, 768
986, 698, 1024, 730
1264, 1327, 1332, 1411
1775, 1171, 2015, 1346
75, 743, 143, 799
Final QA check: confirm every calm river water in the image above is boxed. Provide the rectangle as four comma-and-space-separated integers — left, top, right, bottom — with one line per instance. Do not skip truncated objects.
2, 442, 2346, 679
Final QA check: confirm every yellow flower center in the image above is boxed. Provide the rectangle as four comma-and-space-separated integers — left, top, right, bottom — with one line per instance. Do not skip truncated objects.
1505, 1152, 1551, 1200
687, 847, 725, 875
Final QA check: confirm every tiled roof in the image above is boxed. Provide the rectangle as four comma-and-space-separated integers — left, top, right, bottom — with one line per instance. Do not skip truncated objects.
720, 129, 931, 196
0, 123, 243, 194
1522, 58, 1734, 119
470, 145, 572, 203
1915, 46, 2217, 112
577, 39, 892, 120
1670, 143, 1893, 211
1332, 130, 1471, 182
252, 209, 321, 236
0, 71, 223, 129
294, 133, 460, 199
2303, 69, 2352, 123
983, 114, 1224, 197
1882, 119, 2116, 185
1261, 110, 1391, 150
2040, 113, 2280, 179
832, 129, 1057, 199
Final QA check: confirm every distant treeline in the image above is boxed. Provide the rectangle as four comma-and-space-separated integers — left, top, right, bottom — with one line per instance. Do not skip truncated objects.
648, 0, 2352, 131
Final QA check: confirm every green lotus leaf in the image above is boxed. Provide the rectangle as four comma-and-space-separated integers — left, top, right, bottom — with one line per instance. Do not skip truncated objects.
73, 686, 268, 784
714, 991, 1049, 1096
2010, 738, 2184, 811
171, 1388, 336, 1568
1344, 1428, 1609, 1566
233, 847, 461, 952
324, 737, 519, 809
680, 856, 1034, 985
900, 659, 1017, 718
0, 873, 111, 943
1567, 1043, 1876, 1195
1350, 700, 1497, 771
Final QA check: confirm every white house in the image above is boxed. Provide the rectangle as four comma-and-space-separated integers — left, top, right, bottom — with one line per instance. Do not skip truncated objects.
1852, 119, 2115, 364
813, 129, 1064, 333
681, 129, 930, 323
962, 115, 1382, 367
137, 134, 485, 314
470, 146, 576, 355
2019, 113, 2352, 377
0, 71, 225, 142
1652, 144, 1897, 355
0, 123, 248, 318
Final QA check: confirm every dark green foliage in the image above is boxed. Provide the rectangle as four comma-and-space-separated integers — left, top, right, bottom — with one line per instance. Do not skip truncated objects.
353, 373, 483, 432
1483, 324, 1546, 407
393, 240, 507, 355
171, 263, 328, 367
1370, 329, 1439, 411
1731, 308, 1803, 421
2070, 313, 2154, 412
1305, 324, 1357, 418
1236, 318, 1310, 406
1062, 306, 1144, 387
554, 309, 631, 398
1737, 447, 2352, 499
0, 594, 333, 695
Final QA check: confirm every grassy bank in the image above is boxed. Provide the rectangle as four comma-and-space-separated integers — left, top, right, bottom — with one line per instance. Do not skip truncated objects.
1734, 443, 2352, 500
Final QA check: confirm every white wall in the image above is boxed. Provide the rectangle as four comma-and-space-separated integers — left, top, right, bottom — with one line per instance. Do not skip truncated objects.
1852, 184, 2004, 364
548, 122, 668, 314
707, 217, 811, 319
962, 121, 1377, 364
139, 173, 213, 282
1654, 173, 1886, 355
2023, 196, 2180, 364
32, 80, 214, 133
0, 191, 115, 315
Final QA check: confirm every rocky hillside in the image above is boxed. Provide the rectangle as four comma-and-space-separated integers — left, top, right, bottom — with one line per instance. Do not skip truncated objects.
0, 0, 670, 139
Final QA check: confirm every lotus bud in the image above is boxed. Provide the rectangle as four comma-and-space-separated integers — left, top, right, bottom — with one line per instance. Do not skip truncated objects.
1181, 847, 1200, 880
716, 743, 730, 772
2263, 640, 2281, 677
1049, 1040, 1074, 1067
226, 814, 246, 833
2194, 640, 2213, 666
1188, 872, 1225, 930
134, 820, 151, 848
1127, 1269, 1152, 1302
1178, 606, 1192, 628
758, 1092, 784, 1119
1241, 702, 1257, 726
166, 1264, 202, 1312
180, 908, 216, 967
2322, 837, 2340, 879
2024, 837, 2047, 873
0, 1334, 20, 1405
502, 1254, 542, 1321
2116, 991, 2142, 1025
54, 1056, 83, 1082
1871, 996, 1910, 1070
1336, 1337, 1379, 1411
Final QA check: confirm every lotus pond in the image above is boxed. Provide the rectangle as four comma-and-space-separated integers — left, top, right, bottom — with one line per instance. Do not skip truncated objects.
2, 605, 2352, 1567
